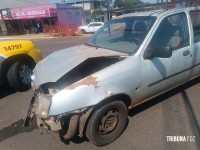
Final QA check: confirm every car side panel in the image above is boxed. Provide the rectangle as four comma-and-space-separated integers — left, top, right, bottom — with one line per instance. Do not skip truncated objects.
0, 40, 41, 63
0, 55, 6, 86
48, 56, 142, 116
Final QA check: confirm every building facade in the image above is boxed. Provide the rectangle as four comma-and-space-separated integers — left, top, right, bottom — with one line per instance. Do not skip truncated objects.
66, 0, 115, 24
0, 0, 49, 9
170, 0, 199, 8
0, 3, 84, 35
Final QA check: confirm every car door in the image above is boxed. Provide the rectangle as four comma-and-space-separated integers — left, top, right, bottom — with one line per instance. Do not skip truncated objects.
189, 10, 200, 77
94, 23, 102, 32
138, 12, 193, 102
88, 23, 95, 32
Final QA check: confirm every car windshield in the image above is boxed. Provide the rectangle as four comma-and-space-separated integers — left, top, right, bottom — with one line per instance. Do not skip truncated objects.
86, 16, 156, 54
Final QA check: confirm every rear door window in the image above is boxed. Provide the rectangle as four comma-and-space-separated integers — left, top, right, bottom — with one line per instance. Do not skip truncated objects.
190, 10, 200, 43
147, 13, 189, 51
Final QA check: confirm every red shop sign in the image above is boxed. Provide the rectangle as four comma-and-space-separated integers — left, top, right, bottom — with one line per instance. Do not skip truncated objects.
11, 4, 57, 19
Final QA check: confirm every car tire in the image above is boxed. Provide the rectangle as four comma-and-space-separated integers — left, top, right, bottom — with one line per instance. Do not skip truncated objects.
7, 61, 33, 91
81, 29, 86, 34
86, 100, 128, 146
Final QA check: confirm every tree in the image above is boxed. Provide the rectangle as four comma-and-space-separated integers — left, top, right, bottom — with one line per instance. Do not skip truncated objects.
113, 0, 144, 8
91, 9, 104, 18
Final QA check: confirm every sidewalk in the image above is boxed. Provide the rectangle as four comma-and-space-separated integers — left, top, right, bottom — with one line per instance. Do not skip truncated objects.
0, 33, 92, 40
0, 34, 58, 40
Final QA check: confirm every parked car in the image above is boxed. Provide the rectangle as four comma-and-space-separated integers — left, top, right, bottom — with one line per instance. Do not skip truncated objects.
78, 22, 104, 33
24, 7, 200, 146
0, 39, 41, 91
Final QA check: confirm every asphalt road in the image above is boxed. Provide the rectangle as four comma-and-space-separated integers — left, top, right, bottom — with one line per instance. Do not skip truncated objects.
0, 35, 199, 150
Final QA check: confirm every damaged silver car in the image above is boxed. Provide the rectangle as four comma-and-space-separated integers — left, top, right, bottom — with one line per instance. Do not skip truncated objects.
24, 7, 200, 146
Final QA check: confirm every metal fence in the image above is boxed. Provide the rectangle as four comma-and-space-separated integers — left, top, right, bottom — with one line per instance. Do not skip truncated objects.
106, 0, 199, 18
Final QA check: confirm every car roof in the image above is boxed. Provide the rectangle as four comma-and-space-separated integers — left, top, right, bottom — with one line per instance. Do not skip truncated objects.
115, 6, 200, 18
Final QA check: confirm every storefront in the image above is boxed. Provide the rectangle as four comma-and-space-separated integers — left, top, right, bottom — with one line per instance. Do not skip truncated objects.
10, 3, 84, 34
11, 4, 57, 34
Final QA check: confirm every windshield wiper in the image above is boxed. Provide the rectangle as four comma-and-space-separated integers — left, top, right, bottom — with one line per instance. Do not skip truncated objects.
85, 43, 101, 49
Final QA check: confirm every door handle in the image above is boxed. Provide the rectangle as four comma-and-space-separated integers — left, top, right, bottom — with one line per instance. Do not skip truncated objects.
183, 50, 190, 56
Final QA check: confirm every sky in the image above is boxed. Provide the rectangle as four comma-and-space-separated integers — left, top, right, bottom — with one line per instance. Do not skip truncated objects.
48, 0, 157, 4
0, 0, 158, 9
143, 0, 157, 3
48, 0, 60, 3
0, 0, 157, 9
0, 0, 49, 9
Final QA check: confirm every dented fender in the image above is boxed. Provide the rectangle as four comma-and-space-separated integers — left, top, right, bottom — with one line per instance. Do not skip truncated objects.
49, 75, 110, 116
49, 80, 98, 116
48, 57, 142, 116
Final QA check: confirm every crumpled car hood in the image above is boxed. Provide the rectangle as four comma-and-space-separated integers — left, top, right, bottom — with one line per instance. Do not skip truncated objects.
33, 44, 127, 88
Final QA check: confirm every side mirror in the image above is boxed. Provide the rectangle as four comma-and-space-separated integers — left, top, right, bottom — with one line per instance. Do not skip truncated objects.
144, 46, 172, 59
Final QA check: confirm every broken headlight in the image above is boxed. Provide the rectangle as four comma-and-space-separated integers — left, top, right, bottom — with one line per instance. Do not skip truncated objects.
37, 94, 51, 119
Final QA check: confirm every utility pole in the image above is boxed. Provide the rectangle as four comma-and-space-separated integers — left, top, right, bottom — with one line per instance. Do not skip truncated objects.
0, 10, 2, 20
105, 0, 110, 21
93, 0, 95, 22
197, 0, 199, 6
166, 0, 168, 10
82, 0, 86, 24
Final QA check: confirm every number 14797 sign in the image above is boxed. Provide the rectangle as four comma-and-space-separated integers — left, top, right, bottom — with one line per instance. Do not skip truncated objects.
4, 44, 22, 51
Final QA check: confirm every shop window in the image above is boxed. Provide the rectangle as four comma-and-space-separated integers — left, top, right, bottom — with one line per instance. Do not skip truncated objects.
148, 13, 189, 51
190, 10, 200, 43
0, 26, 3, 35
75, 12, 80, 15
66, 12, 71, 15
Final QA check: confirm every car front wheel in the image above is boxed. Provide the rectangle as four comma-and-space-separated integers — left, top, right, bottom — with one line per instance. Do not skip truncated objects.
86, 100, 128, 146
7, 61, 33, 91
81, 29, 86, 34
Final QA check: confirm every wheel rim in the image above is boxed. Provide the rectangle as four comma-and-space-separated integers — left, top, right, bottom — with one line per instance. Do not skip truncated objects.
18, 64, 32, 85
98, 108, 119, 135
81, 29, 85, 33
